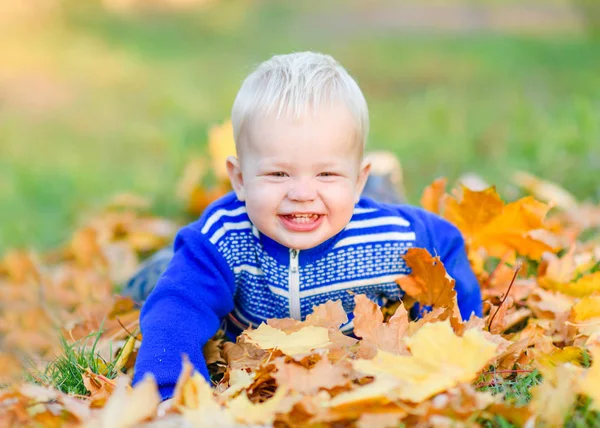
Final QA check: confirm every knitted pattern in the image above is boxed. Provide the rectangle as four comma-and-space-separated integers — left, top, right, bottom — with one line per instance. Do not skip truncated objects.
133, 192, 482, 399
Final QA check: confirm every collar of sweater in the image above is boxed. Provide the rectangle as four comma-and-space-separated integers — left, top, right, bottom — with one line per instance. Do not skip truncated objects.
258, 229, 342, 266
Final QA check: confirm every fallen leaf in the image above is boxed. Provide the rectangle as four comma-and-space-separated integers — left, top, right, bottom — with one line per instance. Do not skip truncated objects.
353, 294, 409, 355
445, 187, 555, 260
354, 320, 498, 403
243, 324, 331, 356
396, 248, 456, 309
227, 387, 295, 425
272, 355, 350, 395
90, 375, 160, 428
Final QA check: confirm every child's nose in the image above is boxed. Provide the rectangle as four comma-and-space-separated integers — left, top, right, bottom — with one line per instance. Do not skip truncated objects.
287, 178, 317, 202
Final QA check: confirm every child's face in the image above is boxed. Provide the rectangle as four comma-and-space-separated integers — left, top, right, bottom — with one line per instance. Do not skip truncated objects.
227, 104, 371, 250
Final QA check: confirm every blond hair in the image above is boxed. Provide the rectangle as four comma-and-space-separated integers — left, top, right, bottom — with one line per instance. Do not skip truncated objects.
231, 51, 369, 151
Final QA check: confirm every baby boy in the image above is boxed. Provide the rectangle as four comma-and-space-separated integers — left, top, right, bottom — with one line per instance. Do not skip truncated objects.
133, 51, 483, 400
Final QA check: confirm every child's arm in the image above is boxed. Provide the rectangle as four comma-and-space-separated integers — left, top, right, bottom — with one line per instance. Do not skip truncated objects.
416, 209, 483, 319
132, 225, 235, 400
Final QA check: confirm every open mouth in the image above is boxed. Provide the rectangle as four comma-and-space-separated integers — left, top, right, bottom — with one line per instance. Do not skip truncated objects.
279, 213, 324, 232
282, 213, 321, 223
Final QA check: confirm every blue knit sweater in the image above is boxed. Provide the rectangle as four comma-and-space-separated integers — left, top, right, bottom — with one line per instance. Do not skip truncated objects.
133, 192, 483, 399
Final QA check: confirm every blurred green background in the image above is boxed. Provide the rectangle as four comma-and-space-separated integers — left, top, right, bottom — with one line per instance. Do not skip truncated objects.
1, 0, 599, 254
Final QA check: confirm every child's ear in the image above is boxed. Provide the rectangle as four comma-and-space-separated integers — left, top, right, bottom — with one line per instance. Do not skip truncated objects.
226, 156, 245, 201
355, 158, 372, 202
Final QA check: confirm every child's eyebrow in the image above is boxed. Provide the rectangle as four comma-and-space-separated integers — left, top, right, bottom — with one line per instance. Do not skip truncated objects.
257, 159, 294, 169
313, 161, 344, 169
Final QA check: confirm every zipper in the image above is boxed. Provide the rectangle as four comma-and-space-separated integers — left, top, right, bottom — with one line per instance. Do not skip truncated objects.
289, 249, 301, 320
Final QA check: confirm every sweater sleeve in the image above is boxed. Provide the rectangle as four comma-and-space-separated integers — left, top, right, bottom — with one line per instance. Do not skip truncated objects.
416, 209, 483, 320
132, 225, 235, 400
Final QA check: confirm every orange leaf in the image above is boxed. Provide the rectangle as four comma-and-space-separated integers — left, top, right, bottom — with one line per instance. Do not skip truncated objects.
396, 248, 456, 309
420, 177, 447, 214
444, 186, 555, 260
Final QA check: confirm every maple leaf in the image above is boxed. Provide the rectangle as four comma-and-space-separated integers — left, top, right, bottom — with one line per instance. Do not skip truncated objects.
353, 320, 498, 403
325, 377, 402, 409
444, 186, 555, 260
227, 387, 297, 425
305, 299, 348, 329
171, 357, 237, 427
243, 323, 331, 356
353, 294, 409, 355
420, 177, 447, 214
396, 248, 456, 308
272, 355, 351, 395
572, 296, 600, 322
550, 272, 600, 298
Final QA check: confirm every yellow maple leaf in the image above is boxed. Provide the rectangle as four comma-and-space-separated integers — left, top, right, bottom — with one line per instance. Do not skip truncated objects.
530, 364, 579, 427
326, 377, 401, 408
353, 320, 498, 403
208, 119, 236, 182
444, 186, 555, 260
555, 272, 600, 298
572, 296, 600, 322
227, 387, 295, 425
243, 323, 331, 356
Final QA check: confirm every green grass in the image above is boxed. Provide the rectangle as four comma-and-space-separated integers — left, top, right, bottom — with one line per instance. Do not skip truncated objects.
2, 1, 600, 254
37, 332, 121, 396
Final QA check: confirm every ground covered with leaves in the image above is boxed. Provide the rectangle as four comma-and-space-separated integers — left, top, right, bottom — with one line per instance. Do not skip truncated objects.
3, 142, 600, 427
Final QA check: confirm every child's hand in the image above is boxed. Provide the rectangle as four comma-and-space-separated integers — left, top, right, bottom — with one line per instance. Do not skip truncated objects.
157, 398, 174, 417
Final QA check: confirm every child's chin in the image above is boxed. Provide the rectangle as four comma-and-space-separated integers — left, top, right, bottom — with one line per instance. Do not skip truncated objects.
280, 234, 328, 251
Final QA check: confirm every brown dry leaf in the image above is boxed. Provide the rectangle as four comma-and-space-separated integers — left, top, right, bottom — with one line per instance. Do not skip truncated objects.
82, 369, 118, 408
353, 294, 409, 355
396, 247, 456, 309
420, 177, 447, 214
243, 324, 331, 357
354, 320, 498, 403
272, 355, 350, 395
222, 339, 269, 371
305, 299, 348, 329
444, 186, 556, 260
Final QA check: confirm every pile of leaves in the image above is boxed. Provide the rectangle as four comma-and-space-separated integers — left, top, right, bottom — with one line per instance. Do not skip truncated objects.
2, 122, 600, 426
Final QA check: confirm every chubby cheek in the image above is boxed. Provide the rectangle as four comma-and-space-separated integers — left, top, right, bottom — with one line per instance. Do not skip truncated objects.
321, 183, 356, 223
243, 184, 284, 225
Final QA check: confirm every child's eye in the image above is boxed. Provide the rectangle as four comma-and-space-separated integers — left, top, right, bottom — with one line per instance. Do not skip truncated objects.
319, 172, 337, 177
269, 172, 288, 178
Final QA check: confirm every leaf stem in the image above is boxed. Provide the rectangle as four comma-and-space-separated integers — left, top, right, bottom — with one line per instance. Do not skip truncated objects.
487, 261, 522, 332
